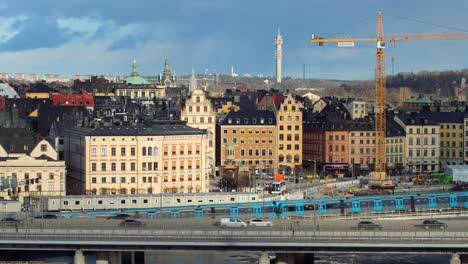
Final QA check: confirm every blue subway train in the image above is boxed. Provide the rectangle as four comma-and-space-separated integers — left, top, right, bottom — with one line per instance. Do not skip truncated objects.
48, 191, 468, 219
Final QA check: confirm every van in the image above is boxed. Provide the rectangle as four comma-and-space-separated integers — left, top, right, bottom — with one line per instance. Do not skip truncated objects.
220, 218, 247, 227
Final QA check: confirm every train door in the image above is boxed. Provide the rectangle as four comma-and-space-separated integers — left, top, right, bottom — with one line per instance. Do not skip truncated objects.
374, 199, 382, 211
230, 207, 239, 218
395, 198, 404, 210
295, 203, 304, 216
449, 194, 458, 207
352, 200, 360, 213
252, 205, 262, 218
428, 196, 437, 209
319, 202, 327, 215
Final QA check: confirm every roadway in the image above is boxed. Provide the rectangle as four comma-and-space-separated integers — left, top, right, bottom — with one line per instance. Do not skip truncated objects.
7, 215, 468, 232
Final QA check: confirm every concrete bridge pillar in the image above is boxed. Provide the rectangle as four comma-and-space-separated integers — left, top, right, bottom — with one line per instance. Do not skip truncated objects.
74, 250, 86, 264
451, 254, 461, 264
275, 253, 295, 264
109, 251, 121, 264
259, 252, 270, 264
96, 252, 109, 264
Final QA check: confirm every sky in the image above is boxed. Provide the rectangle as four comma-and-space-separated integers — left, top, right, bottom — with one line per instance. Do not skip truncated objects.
0, 0, 467, 80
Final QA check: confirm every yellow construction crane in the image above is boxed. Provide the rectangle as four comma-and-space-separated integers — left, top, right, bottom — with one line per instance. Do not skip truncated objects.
310, 11, 468, 189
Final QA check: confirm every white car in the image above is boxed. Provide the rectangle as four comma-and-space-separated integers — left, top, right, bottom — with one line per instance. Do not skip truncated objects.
248, 218, 273, 227
220, 218, 247, 227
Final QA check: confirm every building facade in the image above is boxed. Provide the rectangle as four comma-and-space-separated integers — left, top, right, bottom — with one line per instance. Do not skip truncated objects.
348, 122, 375, 175
64, 121, 210, 195
180, 88, 217, 177
276, 94, 303, 173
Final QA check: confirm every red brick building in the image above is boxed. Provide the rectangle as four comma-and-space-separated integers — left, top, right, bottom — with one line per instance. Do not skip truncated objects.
51, 92, 94, 109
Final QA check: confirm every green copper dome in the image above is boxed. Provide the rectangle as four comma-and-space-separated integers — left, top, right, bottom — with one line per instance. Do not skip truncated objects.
125, 60, 150, 85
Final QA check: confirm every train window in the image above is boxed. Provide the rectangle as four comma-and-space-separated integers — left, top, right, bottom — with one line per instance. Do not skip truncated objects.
209, 200, 214, 202
75, 201, 80, 205
188, 199, 192, 203
121, 200, 126, 204
230, 198, 235, 201
63, 201, 68, 205
176, 199, 181, 203
143, 199, 148, 204
132, 200, 137, 204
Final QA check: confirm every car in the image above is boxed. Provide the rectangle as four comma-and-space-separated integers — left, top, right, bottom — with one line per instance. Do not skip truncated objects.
119, 218, 145, 226
34, 214, 58, 219
248, 218, 273, 227
357, 221, 382, 230
220, 218, 247, 227
417, 219, 448, 230
107, 213, 131, 220
0, 217, 23, 225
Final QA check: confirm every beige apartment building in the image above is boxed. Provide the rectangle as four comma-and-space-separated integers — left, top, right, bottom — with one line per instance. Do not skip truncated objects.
395, 114, 440, 173
64, 120, 209, 195
180, 88, 217, 176
385, 117, 406, 174
0, 139, 66, 201
435, 113, 464, 169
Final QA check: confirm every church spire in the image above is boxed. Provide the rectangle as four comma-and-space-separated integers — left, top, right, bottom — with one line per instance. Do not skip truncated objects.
163, 56, 171, 81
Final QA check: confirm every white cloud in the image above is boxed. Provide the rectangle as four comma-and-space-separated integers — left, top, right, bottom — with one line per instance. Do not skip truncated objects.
56, 17, 102, 38
0, 15, 27, 43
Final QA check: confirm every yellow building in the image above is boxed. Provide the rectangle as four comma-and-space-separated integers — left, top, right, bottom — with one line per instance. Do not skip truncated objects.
180, 88, 217, 176
64, 120, 210, 195
348, 122, 375, 175
276, 94, 303, 173
385, 117, 406, 174
219, 109, 276, 174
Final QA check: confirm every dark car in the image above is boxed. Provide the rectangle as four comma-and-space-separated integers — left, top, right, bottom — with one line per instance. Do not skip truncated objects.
420, 219, 448, 230
34, 214, 58, 219
0, 217, 23, 225
357, 221, 382, 230
107, 213, 131, 220
119, 219, 145, 227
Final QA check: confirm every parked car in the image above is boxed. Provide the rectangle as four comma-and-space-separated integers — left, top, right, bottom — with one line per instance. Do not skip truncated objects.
119, 218, 145, 227
416, 219, 448, 230
220, 218, 247, 227
357, 221, 382, 230
248, 218, 273, 227
107, 213, 131, 220
34, 214, 58, 219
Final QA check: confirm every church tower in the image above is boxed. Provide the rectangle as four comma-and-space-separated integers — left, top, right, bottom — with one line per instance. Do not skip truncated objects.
275, 28, 283, 83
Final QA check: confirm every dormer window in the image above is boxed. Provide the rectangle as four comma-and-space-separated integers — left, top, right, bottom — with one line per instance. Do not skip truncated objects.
244, 118, 249, 124
236, 118, 241, 124
227, 118, 232, 124
260, 118, 265, 124
252, 118, 257, 124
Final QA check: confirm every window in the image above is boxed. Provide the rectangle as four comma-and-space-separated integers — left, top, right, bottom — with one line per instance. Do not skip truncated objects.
131, 162, 136, 171
41, 144, 47, 151
91, 147, 97, 156
111, 147, 116, 156
121, 163, 126, 171
121, 147, 126, 156
49, 173, 54, 180
101, 163, 106, 171
101, 147, 106, 156
111, 163, 116, 171
92, 163, 97, 171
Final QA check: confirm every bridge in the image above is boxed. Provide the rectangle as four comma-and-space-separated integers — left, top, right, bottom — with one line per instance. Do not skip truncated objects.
1, 216, 468, 264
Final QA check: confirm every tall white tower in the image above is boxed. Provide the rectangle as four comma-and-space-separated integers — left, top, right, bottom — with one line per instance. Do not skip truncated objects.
275, 28, 283, 83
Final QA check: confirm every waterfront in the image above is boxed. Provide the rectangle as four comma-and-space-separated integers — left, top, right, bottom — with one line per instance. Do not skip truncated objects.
0, 251, 451, 264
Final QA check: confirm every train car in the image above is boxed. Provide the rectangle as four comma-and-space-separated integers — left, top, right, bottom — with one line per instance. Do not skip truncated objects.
41, 192, 260, 212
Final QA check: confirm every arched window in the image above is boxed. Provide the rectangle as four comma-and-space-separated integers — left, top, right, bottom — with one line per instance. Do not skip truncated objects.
279, 155, 284, 162
142, 147, 146, 156
286, 154, 292, 163
154, 147, 159, 156
130, 188, 136, 194
148, 147, 152, 156
294, 154, 300, 163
